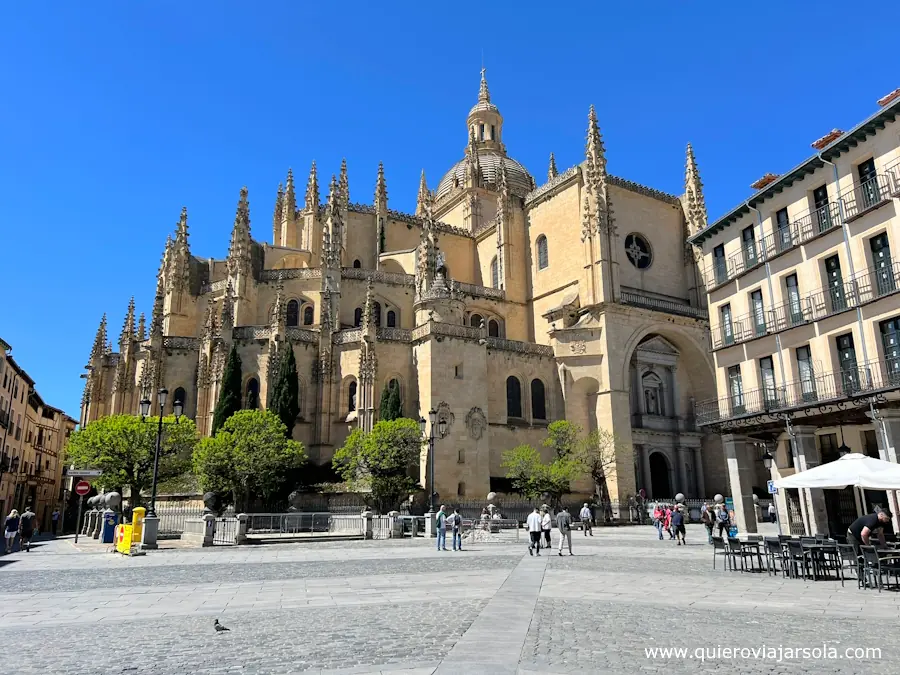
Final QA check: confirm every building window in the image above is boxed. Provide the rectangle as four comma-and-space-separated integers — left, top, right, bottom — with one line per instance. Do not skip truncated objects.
303, 305, 314, 325
819, 433, 839, 464
373, 302, 382, 327
458, 481, 466, 496
785, 274, 803, 325
458, 449, 465, 463
353, 259, 361, 268
857, 157, 881, 208
759, 357, 776, 407
720, 304, 734, 346
797, 345, 816, 402
870, 232, 895, 296
536, 235, 549, 270
813, 184, 833, 233
490, 257, 499, 289
172, 386, 187, 412
286, 300, 300, 327
506, 377, 522, 418
531, 379, 546, 420
490, 125, 495, 140
824, 254, 846, 313
751, 289, 766, 336
713, 244, 727, 284
354, 307, 363, 327
454, 364, 463, 379
864, 429, 880, 458
470, 313, 484, 329
245, 378, 259, 409
775, 208, 792, 252
488, 319, 500, 337
348, 381, 357, 412
836, 332, 859, 393
642, 372, 664, 416
727, 365, 744, 415
479, 124, 484, 141
741, 225, 757, 268
387, 310, 397, 328
879, 315, 900, 383
624, 233, 652, 269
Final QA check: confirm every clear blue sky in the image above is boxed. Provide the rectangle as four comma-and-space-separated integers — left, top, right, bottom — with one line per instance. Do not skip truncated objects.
1, 2, 897, 419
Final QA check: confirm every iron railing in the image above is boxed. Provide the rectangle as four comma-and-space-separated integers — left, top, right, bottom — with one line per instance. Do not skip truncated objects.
842, 173, 891, 221
245, 512, 365, 537
709, 261, 900, 350
619, 290, 708, 320
156, 505, 209, 537
212, 517, 238, 545
694, 357, 900, 426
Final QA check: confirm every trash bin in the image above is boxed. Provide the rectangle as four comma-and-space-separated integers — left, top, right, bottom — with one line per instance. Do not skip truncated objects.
101, 510, 120, 544
728, 525, 738, 538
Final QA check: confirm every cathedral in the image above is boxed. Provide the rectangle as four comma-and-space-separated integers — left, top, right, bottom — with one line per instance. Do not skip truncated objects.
81, 71, 728, 502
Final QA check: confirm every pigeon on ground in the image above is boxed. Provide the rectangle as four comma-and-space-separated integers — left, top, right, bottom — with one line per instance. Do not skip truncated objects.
214, 619, 230, 633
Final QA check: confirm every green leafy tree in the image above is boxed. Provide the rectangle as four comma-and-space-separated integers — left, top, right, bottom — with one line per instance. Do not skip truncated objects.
546, 420, 625, 503
212, 344, 242, 434
65, 414, 198, 506
267, 347, 299, 437
378, 381, 403, 421
332, 418, 422, 513
193, 409, 307, 511
501, 443, 580, 509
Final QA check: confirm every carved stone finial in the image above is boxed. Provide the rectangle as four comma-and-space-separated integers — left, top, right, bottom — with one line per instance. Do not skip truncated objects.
338, 158, 349, 213
227, 187, 252, 276
304, 160, 319, 212
136, 312, 146, 341
415, 169, 430, 217
90, 314, 107, 361
478, 67, 491, 103
374, 161, 388, 211
683, 143, 708, 235
282, 168, 297, 222
119, 297, 135, 347
547, 152, 558, 181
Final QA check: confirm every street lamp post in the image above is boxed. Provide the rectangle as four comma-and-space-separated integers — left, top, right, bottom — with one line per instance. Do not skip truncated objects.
419, 409, 447, 516
139, 388, 183, 547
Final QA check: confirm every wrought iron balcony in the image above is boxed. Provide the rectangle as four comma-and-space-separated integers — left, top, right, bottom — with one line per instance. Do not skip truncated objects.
619, 289, 708, 320
694, 358, 900, 428
709, 261, 900, 350
843, 174, 891, 222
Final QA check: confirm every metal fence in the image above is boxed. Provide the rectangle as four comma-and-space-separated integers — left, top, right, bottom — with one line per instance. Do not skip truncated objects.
212, 517, 238, 546
371, 515, 392, 540
156, 505, 207, 538
244, 512, 366, 538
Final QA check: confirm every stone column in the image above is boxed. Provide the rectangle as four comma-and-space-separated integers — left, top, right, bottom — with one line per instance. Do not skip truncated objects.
235, 513, 248, 545
792, 426, 829, 536
692, 447, 705, 497
675, 447, 688, 497
721, 433, 758, 534
866, 410, 900, 532
668, 365, 678, 419
640, 445, 652, 498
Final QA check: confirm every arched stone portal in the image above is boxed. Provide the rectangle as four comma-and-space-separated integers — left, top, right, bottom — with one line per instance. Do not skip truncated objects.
649, 452, 671, 498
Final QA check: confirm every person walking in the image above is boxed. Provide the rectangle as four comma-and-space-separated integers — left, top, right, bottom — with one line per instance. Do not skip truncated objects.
557, 506, 573, 556
700, 504, 714, 544
435, 504, 448, 552
19, 507, 36, 553
716, 504, 730, 538
768, 503, 776, 524
526, 507, 543, 556
579, 503, 593, 536
541, 507, 552, 550
450, 507, 463, 551
672, 505, 686, 546
664, 506, 674, 539
653, 504, 665, 540
51, 509, 60, 536
4, 509, 19, 554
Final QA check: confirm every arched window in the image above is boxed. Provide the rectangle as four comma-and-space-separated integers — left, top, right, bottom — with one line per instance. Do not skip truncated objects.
348, 381, 357, 412
373, 302, 382, 327
506, 377, 522, 418
470, 313, 484, 329
353, 259, 362, 268
536, 235, 549, 270
387, 310, 397, 328
458, 481, 466, 496
490, 256, 499, 289
173, 387, 187, 414
303, 305, 314, 325
488, 319, 500, 337
286, 300, 300, 327
530, 379, 546, 420
642, 372, 664, 416
245, 378, 259, 409
354, 307, 363, 327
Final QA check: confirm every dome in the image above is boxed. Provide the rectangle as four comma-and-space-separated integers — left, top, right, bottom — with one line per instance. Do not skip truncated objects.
468, 100, 499, 117
435, 151, 534, 200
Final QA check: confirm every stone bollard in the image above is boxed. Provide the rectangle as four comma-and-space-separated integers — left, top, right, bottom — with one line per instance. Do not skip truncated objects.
388, 510, 401, 538
235, 513, 249, 545
362, 508, 373, 540
202, 513, 216, 546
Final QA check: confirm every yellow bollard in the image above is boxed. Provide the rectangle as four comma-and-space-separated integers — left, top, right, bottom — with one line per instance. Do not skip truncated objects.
115, 524, 133, 554
132, 506, 146, 544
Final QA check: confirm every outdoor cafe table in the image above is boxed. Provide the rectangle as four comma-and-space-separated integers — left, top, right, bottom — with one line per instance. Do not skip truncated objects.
801, 542, 839, 580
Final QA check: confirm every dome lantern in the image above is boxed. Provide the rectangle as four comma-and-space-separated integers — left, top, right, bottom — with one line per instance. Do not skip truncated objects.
467, 68, 504, 152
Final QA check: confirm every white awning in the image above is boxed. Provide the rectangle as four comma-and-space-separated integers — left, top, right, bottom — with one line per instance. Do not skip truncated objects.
773, 453, 900, 490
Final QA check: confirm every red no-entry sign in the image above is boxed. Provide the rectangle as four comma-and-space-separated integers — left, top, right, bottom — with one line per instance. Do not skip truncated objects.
75, 480, 91, 496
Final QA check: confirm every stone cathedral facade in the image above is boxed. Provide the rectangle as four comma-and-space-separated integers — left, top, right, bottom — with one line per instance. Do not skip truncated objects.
81, 72, 728, 502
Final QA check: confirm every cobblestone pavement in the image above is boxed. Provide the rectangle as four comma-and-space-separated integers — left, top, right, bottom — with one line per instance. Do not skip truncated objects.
1, 525, 899, 674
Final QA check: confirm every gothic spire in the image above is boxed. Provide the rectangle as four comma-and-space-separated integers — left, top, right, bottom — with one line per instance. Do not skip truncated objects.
169, 207, 192, 291
361, 278, 375, 333
220, 282, 235, 334
416, 170, 430, 217
201, 299, 215, 341
323, 175, 343, 268
585, 105, 608, 184
374, 162, 388, 211
150, 280, 165, 338
304, 161, 319, 212
90, 314, 107, 361
282, 168, 297, 222
338, 158, 349, 212
273, 182, 284, 240
548, 152, 558, 181
136, 312, 146, 341
478, 67, 491, 103
684, 143, 708, 235
466, 126, 481, 187
227, 187, 252, 276
119, 297, 135, 347
270, 283, 285, 331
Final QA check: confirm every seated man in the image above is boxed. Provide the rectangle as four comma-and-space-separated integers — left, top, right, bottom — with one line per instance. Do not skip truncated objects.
846, 509, 893, 553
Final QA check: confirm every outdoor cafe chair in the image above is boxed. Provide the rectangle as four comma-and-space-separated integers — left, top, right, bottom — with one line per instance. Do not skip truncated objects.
860, 546, 896, 592
837, 543, 862, 589
786, 540, 813, 580
726, 537, 759, 572
711, 536, 729, 570
764, 537, 788, 576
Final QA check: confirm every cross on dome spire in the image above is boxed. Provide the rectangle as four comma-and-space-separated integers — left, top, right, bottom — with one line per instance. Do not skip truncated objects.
479, 67, 491, 103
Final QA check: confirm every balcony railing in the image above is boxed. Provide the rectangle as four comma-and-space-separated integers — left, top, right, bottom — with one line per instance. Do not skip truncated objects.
619, 289, 708, 320
700, 202, 843, 290
843, 174, 891, 222
709, 261, 900, 350
0, 409, 8, 428
695, 358, 900, 427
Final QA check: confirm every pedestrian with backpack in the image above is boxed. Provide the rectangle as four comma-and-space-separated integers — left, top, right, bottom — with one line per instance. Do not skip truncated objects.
700, 504, 714, 544
716, 504, 730, 538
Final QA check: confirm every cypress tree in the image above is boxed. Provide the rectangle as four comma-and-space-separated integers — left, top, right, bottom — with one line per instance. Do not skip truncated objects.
387, 381, 402, 420
269, 346, 299, 437
212, 344, 242, 434
378, 382, 392, 421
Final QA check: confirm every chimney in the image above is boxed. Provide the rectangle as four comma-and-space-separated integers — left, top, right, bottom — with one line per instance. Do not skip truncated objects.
877, 88, 900, 107
750, 173, 779, 190
811, 129, 844, 150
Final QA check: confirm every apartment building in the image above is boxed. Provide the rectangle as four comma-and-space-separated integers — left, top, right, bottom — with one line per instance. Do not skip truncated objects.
0, 338, 76, 526
689, 89, 900, 537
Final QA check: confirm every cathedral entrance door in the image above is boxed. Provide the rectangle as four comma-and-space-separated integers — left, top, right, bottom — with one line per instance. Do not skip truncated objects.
649, 452, 671, 498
